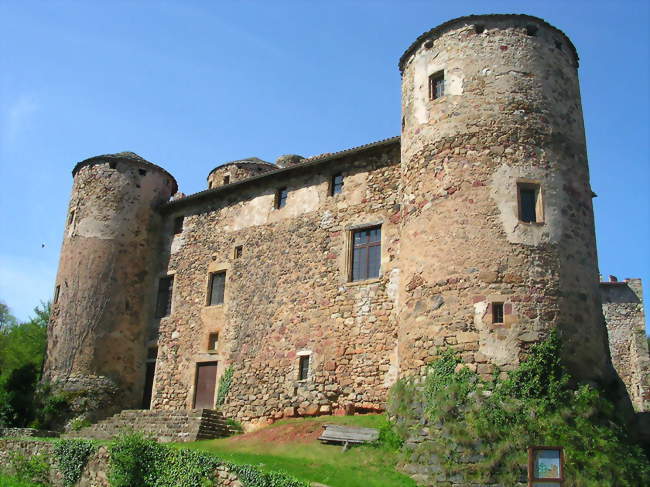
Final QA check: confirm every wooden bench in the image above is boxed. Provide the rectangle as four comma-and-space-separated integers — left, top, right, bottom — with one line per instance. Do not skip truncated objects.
318, 424, 379, 450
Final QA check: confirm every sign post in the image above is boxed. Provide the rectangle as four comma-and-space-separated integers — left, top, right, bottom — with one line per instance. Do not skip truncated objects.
528, 446, 564, 487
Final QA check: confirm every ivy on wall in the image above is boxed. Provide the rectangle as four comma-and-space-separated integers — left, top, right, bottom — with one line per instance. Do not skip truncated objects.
53, 439, 96, 487
388, 331, 650, 486
216, 365, 234, 407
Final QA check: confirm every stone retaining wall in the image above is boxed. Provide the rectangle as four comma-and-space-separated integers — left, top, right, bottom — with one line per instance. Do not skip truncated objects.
0, 439, 243, 487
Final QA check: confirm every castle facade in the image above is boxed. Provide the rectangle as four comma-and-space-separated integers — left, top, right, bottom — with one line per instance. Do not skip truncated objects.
45, 14, 649, 427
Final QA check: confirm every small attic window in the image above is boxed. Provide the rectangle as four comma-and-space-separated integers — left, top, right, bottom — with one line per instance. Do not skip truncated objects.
139, 169, 147, 176
526, 24, 538, 36
474, 24, 485, 34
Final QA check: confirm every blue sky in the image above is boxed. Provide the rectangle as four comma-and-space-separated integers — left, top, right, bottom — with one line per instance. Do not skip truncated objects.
0, 1, 648, 331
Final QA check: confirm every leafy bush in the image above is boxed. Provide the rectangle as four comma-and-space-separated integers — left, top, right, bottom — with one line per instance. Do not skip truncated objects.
53, 438, 96, 487
108, 433, 309, 487
388, 331, 650, 486
2, 452, 50, 486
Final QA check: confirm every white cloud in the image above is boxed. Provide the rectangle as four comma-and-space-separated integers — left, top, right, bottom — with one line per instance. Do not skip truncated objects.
0, 254, 56, 322
1, 93, 39, 147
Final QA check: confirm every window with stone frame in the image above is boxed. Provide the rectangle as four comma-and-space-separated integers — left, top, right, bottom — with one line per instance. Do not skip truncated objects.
275, 187, 288, 209
428, 71, 445, 100
351, 226, 381, 282
207, 271, 226, 306
173, 216, 184, 234
155, 275, 174, 318
330, 173, 344, 196
517, 182, 543, 223
207, 332, 219, 352
492, 302, 504, 324
298, 355, 310, 381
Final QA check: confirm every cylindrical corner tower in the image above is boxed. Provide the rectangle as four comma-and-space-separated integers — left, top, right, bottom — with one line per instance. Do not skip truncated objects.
206, 157, 275, 189
397, 15, 616, 388
45, 152, 177, 420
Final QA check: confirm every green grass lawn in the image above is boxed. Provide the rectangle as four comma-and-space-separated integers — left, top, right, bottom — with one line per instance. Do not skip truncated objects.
0, 474, 44, 487
178, 415, 416, 487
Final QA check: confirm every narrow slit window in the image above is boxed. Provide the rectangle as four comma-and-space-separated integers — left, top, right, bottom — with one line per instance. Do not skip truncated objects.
428, 71, 445, 100
54, 285, 60, 304
208, 181, 213, 189
275, 188, 288, 209
68, 210, 75, 226
351, 226, 381, 282
173, 216, 184, 234
234, 245, 243, 259
492, 303, 504, 324
208, 272, 226, 306
156, 276, 174, 318
298, 355, 310, 380
331, 173, 344, 196
207, 332, 219, 351
518, 183, 543, 223
223, 175, 230, 185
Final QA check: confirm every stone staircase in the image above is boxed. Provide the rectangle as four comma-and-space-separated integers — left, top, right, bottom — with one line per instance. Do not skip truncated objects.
65, 409, 235, 443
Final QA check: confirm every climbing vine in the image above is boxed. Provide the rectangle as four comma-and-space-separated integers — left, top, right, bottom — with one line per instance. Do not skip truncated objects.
53, 438, 96, 487
215, 365, 234, 406
388, 331, 650, 486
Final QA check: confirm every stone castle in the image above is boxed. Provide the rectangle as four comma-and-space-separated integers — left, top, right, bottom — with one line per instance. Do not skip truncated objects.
44, 14, 649, 431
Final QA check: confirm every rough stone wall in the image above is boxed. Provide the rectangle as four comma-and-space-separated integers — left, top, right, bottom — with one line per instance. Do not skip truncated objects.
601, 279, 650, 412
45, 154, 176, 420
151, 143, 401, 427
398, 16, 616, 391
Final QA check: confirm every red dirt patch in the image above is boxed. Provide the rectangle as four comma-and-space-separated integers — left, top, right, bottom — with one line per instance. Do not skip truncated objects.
226, 420, 328, 445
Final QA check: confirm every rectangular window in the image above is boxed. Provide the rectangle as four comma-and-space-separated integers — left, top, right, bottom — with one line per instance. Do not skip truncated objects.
492, 303, 504, 324
54, 285, 60, 304
429, 71, 445, 100
275, 188, 288, 209
518, 182, 543, 223
330, 173, 344, 196
156, 276, 174, 318
234, 245, 243, 259
68, 210, 75, 226
207, 332, 219, 351
298, 355, 310, 380
208, 272, 226, 306
223, 175, 230, 185
351, 226, 381, 282
173, 216, 184, 234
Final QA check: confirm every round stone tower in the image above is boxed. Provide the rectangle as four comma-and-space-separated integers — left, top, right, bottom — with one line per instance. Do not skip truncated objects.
397, 15, 616, 388
44, 152, 177, 420
207, 157, 275, 189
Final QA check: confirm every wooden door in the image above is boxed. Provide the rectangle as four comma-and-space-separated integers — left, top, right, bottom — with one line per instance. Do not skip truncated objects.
193, 362, 218, 409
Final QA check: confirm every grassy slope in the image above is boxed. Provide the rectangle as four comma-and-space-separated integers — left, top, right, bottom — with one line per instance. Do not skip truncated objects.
0, 474, 43, 487
179, 415, 416, 487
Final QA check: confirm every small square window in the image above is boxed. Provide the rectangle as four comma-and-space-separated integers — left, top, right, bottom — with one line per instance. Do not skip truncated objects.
351, 226, 381, 282
492, 303, 504, 324
207, 332, 219, 351
68, 210, 75, 226
275, 188, 288, 209
138, 169, 147, 176
517, 182, 543, 223
429, 71, 445, 100
109, 162, 117, 169
173, 216, 184, 234
208, 272, 226, 306
54, 285, 60, 304
330, 173, 344, 196
156, 276, 174, 318
234, 245, 243, 259
223, 175, 230, 185
298, 355, 310, 381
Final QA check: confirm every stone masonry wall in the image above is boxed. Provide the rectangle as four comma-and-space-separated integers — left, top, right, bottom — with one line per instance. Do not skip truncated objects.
601, 279, 650, 412
151, 143, 402, 427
